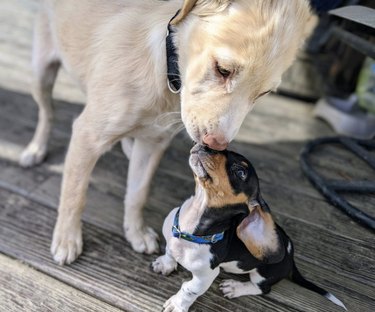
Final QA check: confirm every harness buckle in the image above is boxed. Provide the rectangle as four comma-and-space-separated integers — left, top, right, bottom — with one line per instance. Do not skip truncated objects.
211, 234, 218, 243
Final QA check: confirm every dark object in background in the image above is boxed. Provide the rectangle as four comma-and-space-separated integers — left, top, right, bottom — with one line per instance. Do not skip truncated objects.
313, 3, 375, 139
310, 0, 344, 13
307, 0, 369, 99
279, 0, 374, 102
301, 137, 375, 232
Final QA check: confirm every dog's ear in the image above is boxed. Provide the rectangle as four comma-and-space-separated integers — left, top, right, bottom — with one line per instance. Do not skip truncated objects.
236, 199, 285, 264
170, 0, 198, 25
171, 0, 232, 25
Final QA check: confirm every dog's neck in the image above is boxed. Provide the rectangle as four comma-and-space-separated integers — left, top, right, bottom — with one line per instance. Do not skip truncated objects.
179, 186, 248, 236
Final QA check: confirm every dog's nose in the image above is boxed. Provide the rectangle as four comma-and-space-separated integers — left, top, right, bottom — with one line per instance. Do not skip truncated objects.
202, 134, 228, 151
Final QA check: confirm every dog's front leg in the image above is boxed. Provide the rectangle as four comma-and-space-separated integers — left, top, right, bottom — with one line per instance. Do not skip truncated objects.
51, 110, 114, 265
124, 137, 171, 254
164, 268, 220, 312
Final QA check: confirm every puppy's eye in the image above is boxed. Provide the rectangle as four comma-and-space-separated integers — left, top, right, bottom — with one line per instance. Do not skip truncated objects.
216, 63, 231, 78
236, 169, 247, 181
231, 164, 248, 181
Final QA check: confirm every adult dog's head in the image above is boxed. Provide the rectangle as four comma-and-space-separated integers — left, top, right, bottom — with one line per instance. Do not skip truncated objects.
173, 0, 315, 150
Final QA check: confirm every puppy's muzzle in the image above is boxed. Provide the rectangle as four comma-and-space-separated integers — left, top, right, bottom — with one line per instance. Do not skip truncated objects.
189, 144, 218, 179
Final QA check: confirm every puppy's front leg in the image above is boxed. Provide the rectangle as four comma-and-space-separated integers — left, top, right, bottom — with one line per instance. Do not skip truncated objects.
124, 138, 170, 254
164, 268, 220, 312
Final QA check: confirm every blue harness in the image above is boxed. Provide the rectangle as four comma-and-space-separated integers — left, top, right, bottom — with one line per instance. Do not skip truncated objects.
172, 207, 225, 244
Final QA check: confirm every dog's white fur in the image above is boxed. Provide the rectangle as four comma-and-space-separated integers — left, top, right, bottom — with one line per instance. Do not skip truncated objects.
20, 0, 314, 264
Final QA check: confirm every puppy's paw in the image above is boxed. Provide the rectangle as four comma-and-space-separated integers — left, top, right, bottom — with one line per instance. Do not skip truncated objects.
152, 255, 177, 275
163, 295, 187, 312
220, 279, 244, 299
220, 279, 261, 298
51, 222, 82, 265
125, 226, 159, 254
19, 143, 47, 167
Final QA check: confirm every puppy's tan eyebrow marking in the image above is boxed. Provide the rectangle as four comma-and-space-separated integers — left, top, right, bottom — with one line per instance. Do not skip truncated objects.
240, 161, 248, 167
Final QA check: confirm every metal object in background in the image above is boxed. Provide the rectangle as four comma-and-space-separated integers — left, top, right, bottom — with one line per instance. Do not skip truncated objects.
300, 137, 375, 231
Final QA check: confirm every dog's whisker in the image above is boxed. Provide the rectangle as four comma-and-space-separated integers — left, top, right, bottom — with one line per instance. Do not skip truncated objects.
170, 125, 186, 137
154, 112, 182, 128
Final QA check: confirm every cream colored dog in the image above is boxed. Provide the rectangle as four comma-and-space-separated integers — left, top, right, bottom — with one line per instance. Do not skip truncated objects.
20, 0, 314, 265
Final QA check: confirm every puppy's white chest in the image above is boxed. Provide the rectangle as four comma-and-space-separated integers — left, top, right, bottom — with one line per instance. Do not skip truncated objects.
169, 238, 213, 272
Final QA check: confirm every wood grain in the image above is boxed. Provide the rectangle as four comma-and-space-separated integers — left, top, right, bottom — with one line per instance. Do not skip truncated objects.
0, 254, 123, 312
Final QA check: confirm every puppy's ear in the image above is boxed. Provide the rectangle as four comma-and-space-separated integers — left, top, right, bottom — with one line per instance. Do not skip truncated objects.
236, 200, 285, 264
171, 0, 198, 25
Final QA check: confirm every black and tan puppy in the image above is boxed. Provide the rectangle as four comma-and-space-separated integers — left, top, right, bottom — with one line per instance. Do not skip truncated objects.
152, 144, 347, 312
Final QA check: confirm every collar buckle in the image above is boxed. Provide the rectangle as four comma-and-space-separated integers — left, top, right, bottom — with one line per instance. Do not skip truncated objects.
172, 225, 182, 239
211, 234, 218, 243
167, 79, 181, 94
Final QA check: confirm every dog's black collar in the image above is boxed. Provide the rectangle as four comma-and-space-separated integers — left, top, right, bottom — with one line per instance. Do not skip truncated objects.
166, 10, 181, 94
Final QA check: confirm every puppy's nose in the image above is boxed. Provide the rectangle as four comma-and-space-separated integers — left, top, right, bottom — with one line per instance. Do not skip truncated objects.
202, 134, 228, 151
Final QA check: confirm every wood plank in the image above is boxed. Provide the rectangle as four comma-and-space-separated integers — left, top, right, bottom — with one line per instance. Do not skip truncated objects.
0, 254, 123, 312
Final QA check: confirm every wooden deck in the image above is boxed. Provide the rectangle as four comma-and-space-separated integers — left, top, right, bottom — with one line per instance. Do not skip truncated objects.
1, 1, 375, 311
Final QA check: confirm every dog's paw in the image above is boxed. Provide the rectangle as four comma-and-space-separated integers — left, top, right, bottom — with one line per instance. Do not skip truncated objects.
163, 295, 187, 312
220, 279, 244, 299
51, 222, 82, 265
152, 255, 177, 275
125, 226, 159, 254
19, 143, 47, 167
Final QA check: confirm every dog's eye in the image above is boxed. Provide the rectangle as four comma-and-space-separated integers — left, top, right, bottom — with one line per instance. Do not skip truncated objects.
216, 63, 231, 78
236, 169, 247, 181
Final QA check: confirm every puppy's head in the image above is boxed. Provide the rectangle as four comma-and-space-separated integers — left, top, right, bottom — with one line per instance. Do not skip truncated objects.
189, 144, 285, 262
174, 0, 315, 150
189, 144, 259, 208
